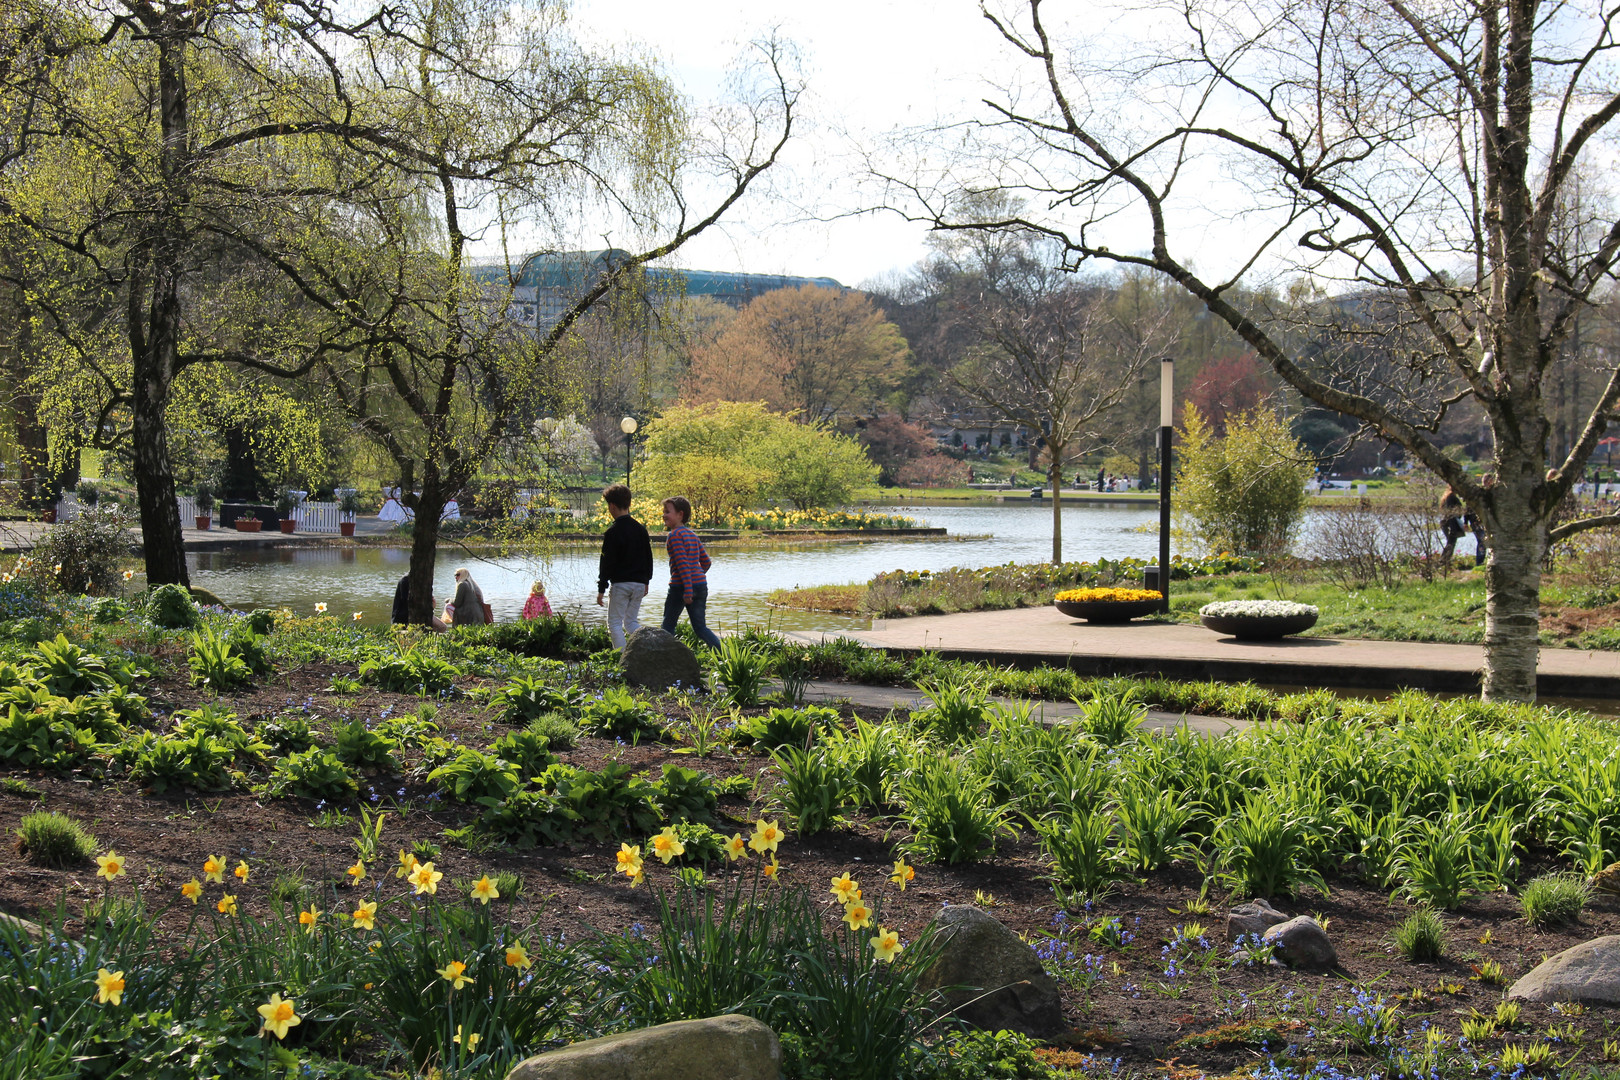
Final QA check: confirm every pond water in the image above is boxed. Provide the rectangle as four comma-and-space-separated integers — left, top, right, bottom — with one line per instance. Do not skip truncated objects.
187, 503, 1171, 633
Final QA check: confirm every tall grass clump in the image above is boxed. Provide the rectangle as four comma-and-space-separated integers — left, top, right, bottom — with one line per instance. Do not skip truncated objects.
1521, 873, 1590, 928
1391, 907, 1446, 962
15, 810, 97, 868
898, 754, 1009, 864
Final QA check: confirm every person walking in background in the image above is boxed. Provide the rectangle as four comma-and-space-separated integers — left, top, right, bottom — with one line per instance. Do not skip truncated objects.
450, 567, 489, 626
521, 580, 553, 620
1438, 487, 1466, 570
596, 484, 653, 648
660, 496, 722, 649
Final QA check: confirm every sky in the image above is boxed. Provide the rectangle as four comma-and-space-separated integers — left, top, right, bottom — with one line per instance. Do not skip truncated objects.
565, 0, 1022, 289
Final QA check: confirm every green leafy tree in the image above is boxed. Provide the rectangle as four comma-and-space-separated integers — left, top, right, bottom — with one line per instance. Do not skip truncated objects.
1175, 405, 1311, 557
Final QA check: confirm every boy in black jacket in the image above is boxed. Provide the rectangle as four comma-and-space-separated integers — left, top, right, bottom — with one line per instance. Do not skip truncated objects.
596, 484, 654, 649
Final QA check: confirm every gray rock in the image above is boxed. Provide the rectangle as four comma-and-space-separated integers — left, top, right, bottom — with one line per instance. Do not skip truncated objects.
916, 906, 1065, 1037
1262, 915, 1336, 968
1226, 898, 1290, 942
621, 627, 704, 691
1509, 936, 1620, 1004
505, 1014, 779, 1080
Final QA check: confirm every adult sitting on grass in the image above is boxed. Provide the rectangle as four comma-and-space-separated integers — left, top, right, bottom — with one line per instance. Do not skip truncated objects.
595, 484, 653, 649
660, 496, 721, 650
449, 568, 489, 626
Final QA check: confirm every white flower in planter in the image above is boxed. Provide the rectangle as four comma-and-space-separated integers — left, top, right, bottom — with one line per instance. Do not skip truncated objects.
1199, 600, 1319, 618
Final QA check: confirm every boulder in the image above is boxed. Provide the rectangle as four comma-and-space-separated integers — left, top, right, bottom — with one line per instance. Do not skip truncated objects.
1262, 915, 1336, 969
1226, 898, 1290, 942
916, 906, 1065, 1038
621, 628, 704, 691
1590, 861, 1620, 896
1509, 936, 1620, 1004
505, 1014, 779, 1080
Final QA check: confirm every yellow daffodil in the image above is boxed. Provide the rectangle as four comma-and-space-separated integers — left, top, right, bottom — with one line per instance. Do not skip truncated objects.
871, 927, 903, 963
395, 850, 419, 878
723, 833, 748, 861
346, 860, 366, 883
749, 819, 784, 855
121, 569, 135, 581
453, 1025, 481, 1052
180, 879, 202, 904
843, 900, 873, 931
650, 827, 686, 865
257, 993, 302, 1040
890, 858, 915, 891
352, 611, 362, 621
829, 873, 860, 906
409, 861, 443, 895
217, 894, 238, 917
95, 967, 125, 1005
630, 868, 645, 888
95, 850, 127, 882
203, 855, 225, 883
762, 854, 780, 882
52, 564, 61, 575
469, 875, 500, 905
352, 900, 377, 930
299, 906, 320, 934
437, 960, 470, 990
234, 860, 250, 883
315, 603, 327, 614
505, 941, 532, 970
616, 843, 643, 876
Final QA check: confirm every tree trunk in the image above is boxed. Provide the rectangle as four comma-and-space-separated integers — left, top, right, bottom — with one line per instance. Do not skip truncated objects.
131, 268, 189, 587
406, 476, 448, 625
1480, 474, 1544, 702
1050, 452, 1063, 564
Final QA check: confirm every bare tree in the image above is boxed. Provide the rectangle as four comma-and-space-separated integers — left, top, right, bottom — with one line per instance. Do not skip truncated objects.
951, 258, 1170, 562
879, 0, 1620, 700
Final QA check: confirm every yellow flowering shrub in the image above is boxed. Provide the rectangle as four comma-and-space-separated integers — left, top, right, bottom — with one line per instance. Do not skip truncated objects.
1054, 587, 1163, 603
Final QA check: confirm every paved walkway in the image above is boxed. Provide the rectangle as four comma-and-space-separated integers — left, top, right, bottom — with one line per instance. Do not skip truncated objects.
797, 679, 1248, 737
787, 607, 1620, 700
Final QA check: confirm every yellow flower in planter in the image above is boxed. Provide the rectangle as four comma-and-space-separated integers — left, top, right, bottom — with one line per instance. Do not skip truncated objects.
352, 901, 377, 930
95, 967, 125, 1005
469, 875, 500, 905
871, 927, 903, 963
1054, 587, 1162, 603
437, 960, 470, 990
203, 855, 225, 884
257, 993, 301, 1039
650, 827, 685, 865
96, 850, 127, 882
180, 879, 202, 904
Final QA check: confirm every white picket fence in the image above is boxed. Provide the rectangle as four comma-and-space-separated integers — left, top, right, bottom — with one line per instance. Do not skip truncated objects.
175, 495, 346, 533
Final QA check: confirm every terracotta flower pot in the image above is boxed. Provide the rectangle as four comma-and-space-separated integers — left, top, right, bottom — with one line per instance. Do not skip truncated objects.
279, 520, 297, 534
196, 516, 211, 531
339, 521, 356, 537
234, 519, 262, 533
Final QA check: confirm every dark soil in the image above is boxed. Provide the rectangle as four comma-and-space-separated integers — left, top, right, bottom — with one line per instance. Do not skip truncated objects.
4, 662, 1618, 1074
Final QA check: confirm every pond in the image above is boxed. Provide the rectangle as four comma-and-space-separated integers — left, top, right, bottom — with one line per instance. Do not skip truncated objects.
187, 502, 1170, 633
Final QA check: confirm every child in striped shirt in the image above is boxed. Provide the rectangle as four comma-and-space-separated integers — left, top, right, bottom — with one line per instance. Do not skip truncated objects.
660, 496, 721, 649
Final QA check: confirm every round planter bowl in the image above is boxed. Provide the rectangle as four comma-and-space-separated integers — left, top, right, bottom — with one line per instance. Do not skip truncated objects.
1054, 598, 1162, 623
1200, 611, 1318, 640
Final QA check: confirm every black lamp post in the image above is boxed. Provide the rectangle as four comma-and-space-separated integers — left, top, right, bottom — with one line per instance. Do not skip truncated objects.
620, 415, 638, 486
1159, 358, 1174, 614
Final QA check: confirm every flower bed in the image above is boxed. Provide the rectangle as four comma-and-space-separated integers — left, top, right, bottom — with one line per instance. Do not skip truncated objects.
1199, 599, 1320, 639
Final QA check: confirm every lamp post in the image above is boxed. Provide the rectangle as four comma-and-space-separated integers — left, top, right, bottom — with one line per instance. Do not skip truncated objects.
1159, 358, 1174, 614
620, 415, 638, 486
